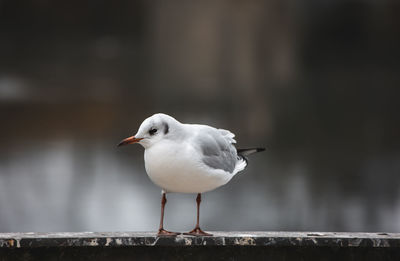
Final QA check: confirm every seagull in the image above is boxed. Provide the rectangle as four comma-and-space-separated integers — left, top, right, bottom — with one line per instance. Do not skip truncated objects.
118, 113, 264, 236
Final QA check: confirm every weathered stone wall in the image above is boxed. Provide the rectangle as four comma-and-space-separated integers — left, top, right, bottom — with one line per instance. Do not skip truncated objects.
1, 232, 399, 260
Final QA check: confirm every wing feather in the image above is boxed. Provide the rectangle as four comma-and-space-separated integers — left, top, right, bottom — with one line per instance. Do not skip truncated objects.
192, 126, 237, 173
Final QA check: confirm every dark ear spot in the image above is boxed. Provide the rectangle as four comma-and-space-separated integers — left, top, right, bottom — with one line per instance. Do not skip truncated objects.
164, 123, 169, 134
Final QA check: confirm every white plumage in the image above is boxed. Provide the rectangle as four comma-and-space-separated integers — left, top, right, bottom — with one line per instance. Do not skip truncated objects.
138, 114, 246, 193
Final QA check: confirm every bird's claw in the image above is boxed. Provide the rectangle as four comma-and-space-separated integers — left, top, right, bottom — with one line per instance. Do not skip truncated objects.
184, 227, 213, 236
157, 229, 180, 236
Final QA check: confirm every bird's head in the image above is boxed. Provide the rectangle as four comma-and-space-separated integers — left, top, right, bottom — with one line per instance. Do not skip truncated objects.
118, 113, 180, 149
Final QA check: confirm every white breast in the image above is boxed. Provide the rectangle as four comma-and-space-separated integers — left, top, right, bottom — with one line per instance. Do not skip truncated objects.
144, 139, 232, 193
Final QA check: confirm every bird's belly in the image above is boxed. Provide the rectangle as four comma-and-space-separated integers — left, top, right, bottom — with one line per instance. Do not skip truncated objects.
144, 146, 230, 193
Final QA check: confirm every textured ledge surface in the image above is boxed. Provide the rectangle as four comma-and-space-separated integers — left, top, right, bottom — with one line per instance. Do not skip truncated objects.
1, 231, 399, 248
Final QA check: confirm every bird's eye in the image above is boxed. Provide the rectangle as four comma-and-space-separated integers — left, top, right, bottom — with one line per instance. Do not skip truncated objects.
149, 128, 157, 135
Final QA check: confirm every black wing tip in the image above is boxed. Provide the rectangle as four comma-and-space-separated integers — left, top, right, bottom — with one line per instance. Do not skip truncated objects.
237, 147, 266, 156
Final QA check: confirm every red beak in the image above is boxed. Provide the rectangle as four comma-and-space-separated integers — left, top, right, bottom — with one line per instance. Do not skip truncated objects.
117, 136, 143, 147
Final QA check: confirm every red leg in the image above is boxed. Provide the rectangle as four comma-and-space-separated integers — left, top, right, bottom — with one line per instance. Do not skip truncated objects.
157, 192, 180, 236
184, 193, 213, 236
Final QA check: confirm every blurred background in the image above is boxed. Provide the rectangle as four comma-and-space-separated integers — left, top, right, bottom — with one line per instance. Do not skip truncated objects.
0, 0, 399, 233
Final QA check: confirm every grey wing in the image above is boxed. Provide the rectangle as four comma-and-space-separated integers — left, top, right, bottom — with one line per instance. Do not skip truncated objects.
195, 127, 238, 173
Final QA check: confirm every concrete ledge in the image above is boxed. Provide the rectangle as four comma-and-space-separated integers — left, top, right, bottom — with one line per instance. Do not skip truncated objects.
1, 232, 399, 260
1, 231, 399, 248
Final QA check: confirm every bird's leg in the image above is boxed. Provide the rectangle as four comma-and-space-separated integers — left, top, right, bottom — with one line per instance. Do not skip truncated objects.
157, 192, 180, 236
184, 193, 213, 236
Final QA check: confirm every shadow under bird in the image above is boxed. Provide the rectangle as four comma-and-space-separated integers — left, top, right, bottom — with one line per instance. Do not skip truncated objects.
118, 113, 264, 236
